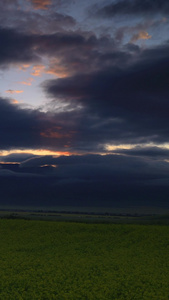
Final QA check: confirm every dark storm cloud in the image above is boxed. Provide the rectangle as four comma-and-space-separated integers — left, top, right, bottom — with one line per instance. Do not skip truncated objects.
0, 97, 113, 152
0, 8, 76, 35
1, 172, 168, 209
44, 41, 169, 144
0, 153, 168, 209
112, 147, 169, 160
0, 169, 41, 177
37, 31, 97, 54
0, 28, 39, 66
1, 24, 167, 147
0, 23, 126, 76
0, 153, 37, 163
0, 0, 76, 34
46, 46, 130, 76
97, 0, 169, 17
0, 27, 111, 70
0, 98, 40, 149
0, 22, 117, 73
0, 0, 19, 8
0, 97, 81, 150
0, 28, 85, 68
20, 154, 169, 182
45, 42, 169, 107
39, 32, 118, 77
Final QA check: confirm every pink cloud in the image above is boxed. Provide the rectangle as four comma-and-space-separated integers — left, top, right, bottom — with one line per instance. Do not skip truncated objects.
30, 0, 52, 10
19, 78, 34, 86
6, 89, 23, 94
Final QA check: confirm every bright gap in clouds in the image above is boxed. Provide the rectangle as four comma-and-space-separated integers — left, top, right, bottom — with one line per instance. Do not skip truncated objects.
0, 63, 56, 109
0, 149, 71, 158
105, 143, 169, 151
2, 142, 169, 162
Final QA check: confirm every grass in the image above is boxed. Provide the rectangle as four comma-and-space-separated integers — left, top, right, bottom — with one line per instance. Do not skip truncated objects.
0, 219, 169, 299
2, 209, 169, 224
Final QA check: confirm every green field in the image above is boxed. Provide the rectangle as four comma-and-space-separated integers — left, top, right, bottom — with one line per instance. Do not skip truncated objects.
0, 219, 169, 299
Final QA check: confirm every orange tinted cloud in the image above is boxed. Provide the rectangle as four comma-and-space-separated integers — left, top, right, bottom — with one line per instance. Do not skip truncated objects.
40, 164, 57, 168
31, 0, 51, 10
0, 149, 71, 157
31, 62, 67, 78
41, 131, 64, 138
6, 89, 23, 94
131, 31, 152, 43
11, 99, 19, 104
46, 67, 68, 78
19, 78, 34, 86
46, 59, 69, 78
18, 64, 31, 71
0, 162, 19, 165
40, 127, 72, 139
31, 65, 46, 76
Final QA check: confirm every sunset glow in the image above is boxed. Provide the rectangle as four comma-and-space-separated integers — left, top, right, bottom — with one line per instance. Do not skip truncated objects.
0, 149, 71, 157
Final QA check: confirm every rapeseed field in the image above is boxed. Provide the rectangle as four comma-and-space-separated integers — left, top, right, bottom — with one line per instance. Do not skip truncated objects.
0, 219, 169, 299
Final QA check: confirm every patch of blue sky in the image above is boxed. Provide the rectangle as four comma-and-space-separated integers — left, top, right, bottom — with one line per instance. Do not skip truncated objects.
0, 65, 55, 109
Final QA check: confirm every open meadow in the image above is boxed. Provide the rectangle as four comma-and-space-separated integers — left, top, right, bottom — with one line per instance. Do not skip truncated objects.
0, 218, 169, 299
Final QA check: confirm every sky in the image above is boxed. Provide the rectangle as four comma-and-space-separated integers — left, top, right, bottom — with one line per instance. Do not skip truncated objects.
1, 0, 169, 211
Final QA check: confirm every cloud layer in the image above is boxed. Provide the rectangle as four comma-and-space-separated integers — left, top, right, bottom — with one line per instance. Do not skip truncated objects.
0, 0, 169, 210
0, 154, 169, 209
97, 0, 169, 17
